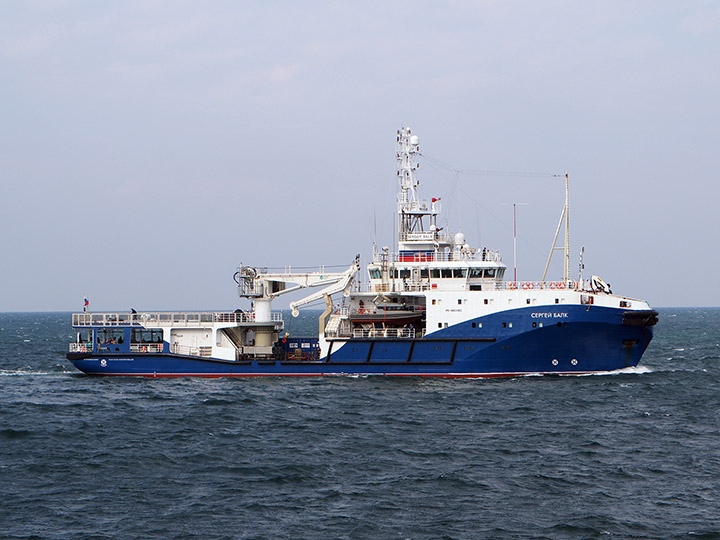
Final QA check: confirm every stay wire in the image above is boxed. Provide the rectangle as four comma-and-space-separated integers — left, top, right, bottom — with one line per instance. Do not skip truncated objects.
419, 154, 564, 266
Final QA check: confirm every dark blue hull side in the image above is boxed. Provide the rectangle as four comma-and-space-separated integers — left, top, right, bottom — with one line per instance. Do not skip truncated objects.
67, 306, 656, 377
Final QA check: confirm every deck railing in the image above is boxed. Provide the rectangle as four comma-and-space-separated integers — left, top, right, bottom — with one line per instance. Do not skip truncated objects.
72, 311, 283, 327
351, 328, 416, 339
372, 250, 502, 263
68, 343, 93, 353
503, 281, 578, 291
171, 344, 212, 357
130, 343, 164, 353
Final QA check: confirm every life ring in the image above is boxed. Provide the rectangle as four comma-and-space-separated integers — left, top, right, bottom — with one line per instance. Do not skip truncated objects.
140, 346, 148, 353
522, 282, 534, 290
79, 345, 87, 353
358, 308, 367, 314
508, 282, 517, 290
557, 282, 566, 290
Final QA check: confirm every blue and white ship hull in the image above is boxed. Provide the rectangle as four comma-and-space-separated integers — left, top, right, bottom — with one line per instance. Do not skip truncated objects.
67, 306, 656, 377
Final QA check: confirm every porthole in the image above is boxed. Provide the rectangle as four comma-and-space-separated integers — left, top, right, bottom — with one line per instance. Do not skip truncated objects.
571, 359, 578, 366
552, 359, 559, 366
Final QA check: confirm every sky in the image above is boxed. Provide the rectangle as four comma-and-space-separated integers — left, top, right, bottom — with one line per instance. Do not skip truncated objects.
1, 0, 719, 311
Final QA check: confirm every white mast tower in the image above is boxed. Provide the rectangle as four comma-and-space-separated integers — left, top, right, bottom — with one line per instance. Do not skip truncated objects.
396, 127, 450, 260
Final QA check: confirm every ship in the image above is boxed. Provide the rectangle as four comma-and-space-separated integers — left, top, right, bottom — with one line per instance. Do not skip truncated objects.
67, 127, 658, 377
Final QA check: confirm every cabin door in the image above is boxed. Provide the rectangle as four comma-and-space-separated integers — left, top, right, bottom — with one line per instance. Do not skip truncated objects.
411, 268, 420, 288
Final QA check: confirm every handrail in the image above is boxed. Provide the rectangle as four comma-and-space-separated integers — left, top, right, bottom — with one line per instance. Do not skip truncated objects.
351, 328, 416, 339
71, 311, 283, 327
130, 343, 164, 353
504, 281, 578, 291
372, 250, 502, 263
171, 344, 212, 357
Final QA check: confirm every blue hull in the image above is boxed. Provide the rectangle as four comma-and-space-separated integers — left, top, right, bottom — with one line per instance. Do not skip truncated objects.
68, 306, 656, 377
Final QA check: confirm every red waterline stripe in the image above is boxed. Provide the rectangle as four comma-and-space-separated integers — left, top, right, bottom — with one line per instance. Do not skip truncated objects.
83, 371, 594, 378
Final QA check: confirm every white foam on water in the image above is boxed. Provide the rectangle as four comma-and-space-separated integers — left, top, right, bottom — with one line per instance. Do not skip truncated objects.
574, 365, 654, 377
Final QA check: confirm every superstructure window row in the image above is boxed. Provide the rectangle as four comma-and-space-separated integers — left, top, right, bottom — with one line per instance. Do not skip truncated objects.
369, 268, 502, 279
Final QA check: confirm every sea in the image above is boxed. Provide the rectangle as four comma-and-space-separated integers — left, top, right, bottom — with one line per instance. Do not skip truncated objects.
1, 308, 719, 540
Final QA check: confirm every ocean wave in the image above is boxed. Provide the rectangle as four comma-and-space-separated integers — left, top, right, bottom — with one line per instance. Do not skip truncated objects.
0, 368, 74, 377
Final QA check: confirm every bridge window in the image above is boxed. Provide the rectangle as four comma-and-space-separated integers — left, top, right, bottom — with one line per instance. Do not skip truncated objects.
453, 269, 467, 278
430, 269, 441, 278
369, 268, 381, 279
441, 269, 453, 278
469, 268, 483, 278
420, 269, 429, 279
399, 269, 411, 279
484, 269, 496, 278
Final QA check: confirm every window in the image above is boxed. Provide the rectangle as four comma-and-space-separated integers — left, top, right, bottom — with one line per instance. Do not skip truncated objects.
432, 299, 436, 305
441, 268, 453, 278
399, 269, 410, 279
453, 268, 467, 278
369, 268, 381, 279
97, 328, 124, 344
420, 269, 429, 279
484, 269, 496, 278
131, 328, 164, 344
469, 268, 483, 278
430, 269, 441, 279
76, 329, 92, 343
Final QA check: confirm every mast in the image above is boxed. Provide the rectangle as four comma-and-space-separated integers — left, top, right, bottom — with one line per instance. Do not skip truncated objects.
564, 173, 570, 282
395, 127, 449, 259
542, 173, 571, 283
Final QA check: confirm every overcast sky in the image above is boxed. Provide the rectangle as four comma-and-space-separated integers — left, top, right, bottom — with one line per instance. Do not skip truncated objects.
2, 0, 718, 311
